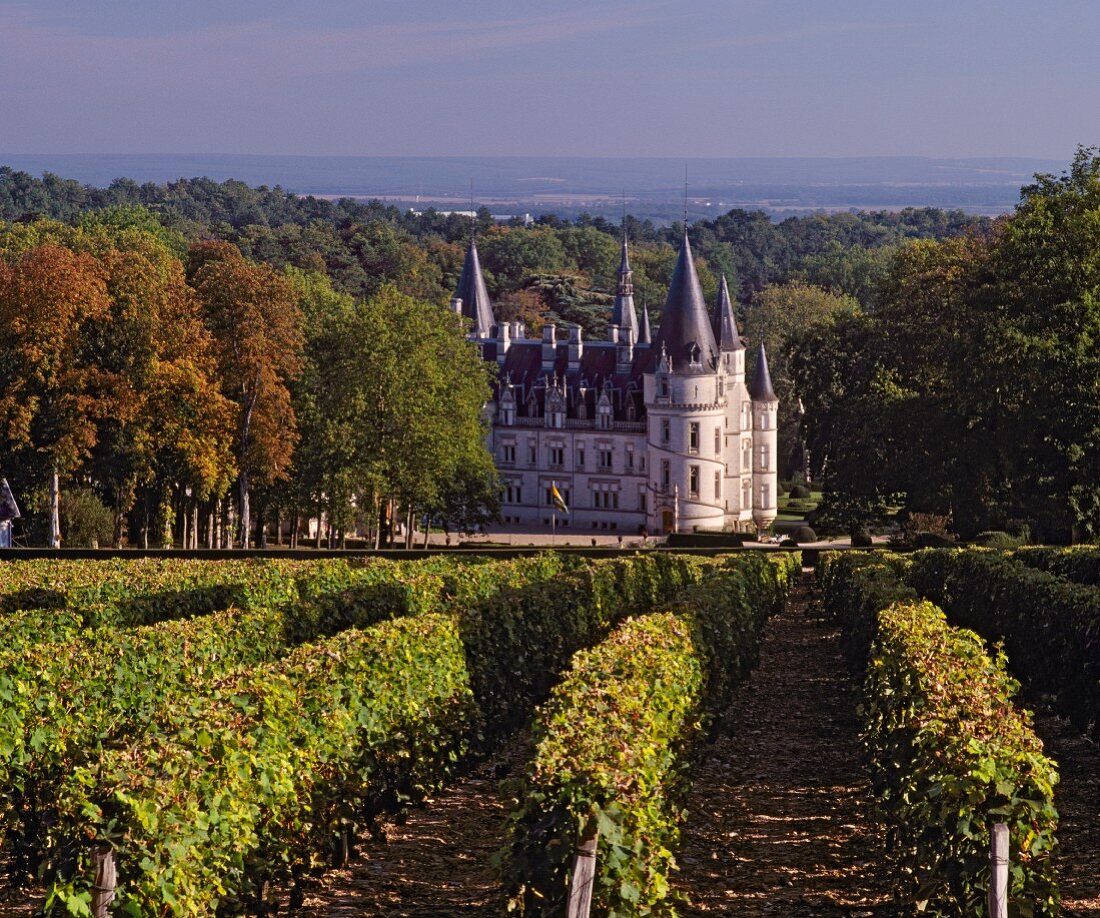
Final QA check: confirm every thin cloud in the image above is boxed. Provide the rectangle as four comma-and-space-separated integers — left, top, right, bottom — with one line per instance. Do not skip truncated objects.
0, 4, 671, 88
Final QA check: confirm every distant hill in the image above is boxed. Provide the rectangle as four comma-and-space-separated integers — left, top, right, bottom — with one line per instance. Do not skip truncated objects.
0, 154, 1063, 221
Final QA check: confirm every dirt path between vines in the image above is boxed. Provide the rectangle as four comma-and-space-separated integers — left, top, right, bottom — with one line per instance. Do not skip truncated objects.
294, 738, 527, 916
673, 572, 894, 916
1035, 715, 1100, 916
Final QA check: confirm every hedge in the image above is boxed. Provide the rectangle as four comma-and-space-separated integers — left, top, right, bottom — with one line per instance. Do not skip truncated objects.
501, 552, 800, 916
819, 552, 1059, 915
0, 554, 570, 880
1014, 545, 1100, 587
909, 547, 1100, 740
43, 553, 709, 914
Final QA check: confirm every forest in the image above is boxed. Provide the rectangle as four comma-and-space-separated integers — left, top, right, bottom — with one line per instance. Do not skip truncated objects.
0, 150, 1096, 546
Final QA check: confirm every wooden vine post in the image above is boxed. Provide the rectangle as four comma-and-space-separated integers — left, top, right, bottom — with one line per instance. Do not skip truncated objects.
90, 844, 116, 918
988, 822, 1009, 918
566, 820, 599, 918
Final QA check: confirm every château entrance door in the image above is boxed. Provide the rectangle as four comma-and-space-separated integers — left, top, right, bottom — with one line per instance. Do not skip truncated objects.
661, 508, 675, 534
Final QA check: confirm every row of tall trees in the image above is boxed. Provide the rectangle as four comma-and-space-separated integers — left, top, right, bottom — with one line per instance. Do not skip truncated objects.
0, 212, 494, 547
784, 148, 1100, 542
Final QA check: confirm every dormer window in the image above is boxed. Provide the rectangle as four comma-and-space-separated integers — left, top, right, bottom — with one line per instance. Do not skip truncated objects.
689, 342, 701, 365
659, 377, 670, 398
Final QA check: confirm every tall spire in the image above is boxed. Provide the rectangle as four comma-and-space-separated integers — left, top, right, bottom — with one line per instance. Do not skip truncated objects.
453, 237, 495, 338
712, 275, 744, 352
652, 232, 718, 375
611, 229, 640, 344
640, 296, 652, 345
749, 340, 778, 402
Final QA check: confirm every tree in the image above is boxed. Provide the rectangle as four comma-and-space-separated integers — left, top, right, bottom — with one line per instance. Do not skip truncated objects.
189, 241, 304, 547
0, 245, 113, 545
744, 281, 860, 478
341, 286, 497, 546
992, 147, 1100, 540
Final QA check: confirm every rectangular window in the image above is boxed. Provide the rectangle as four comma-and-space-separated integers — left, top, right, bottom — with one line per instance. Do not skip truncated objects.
760, 413, 768, 430
576, 446, 585, 468
715, 427, 722, 455
689, 422, 699, 453
661, 459, 670, 489
626, 444, 634, 469
759, 444, 769, 470
760, 483, 769, 509
598, 447, 613, 470
661, 418, 670, 445
640, 489, 647, 512
714, 469, 721, 499
743, 480, 751, 509
549, 446, 564, 467
742, 442, 751, 472
640, 455, 646, 472
689, 465, 699, 498
501, 444, 516, 464
528, 440, 537, 464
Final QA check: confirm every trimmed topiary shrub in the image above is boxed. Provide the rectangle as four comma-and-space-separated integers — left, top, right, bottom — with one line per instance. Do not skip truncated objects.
788, 484, 811, 499
792, 525, 817, 543
973, 530, 1023, 549
851, 528, 873, 548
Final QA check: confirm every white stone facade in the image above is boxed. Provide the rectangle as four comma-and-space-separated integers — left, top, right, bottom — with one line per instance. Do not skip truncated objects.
457, 233, 780, 535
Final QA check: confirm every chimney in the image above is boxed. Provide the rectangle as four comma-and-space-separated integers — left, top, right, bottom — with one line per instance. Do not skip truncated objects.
497, 321, 511, 366
608, 325, 620, 344
542, 325, 558, 373
567, 325, 583, 373
450, 296, 463, 315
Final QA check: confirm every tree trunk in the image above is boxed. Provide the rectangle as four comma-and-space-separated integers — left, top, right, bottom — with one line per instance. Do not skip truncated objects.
192, 503, 200, 550
275, 509, 282, 547
291, 509, 299, 549
315, 498, 324, 549
238, 472, 251, 549
405, 505, 415, 550
48, 467, 61, 548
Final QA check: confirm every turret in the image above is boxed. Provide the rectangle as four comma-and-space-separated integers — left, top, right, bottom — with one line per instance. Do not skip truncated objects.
640, 299, 652, 345
651, 232, 719, 375
712, 275, 745, 379
453, 238, 495, 339
610, 232, 640, 345
642, 231, 726, 536
750, 340, 779, 535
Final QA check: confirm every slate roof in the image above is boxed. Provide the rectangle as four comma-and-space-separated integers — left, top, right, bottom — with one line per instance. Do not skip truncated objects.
749, 340, 778, 402
651, 233, 719, 375
454, 239, 495, 337
712, 275, 744, 351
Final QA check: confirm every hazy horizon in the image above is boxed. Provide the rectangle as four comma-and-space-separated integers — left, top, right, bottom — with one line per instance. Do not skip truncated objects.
1, 2, 1096, 159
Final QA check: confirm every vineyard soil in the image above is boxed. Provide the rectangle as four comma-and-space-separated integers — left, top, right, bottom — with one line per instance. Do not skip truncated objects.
673, 573, 895, 915
290, 737, 530, 916
1035, 715, 1100, 916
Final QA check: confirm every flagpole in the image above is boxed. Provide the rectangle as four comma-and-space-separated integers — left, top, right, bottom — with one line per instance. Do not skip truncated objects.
551, 479, 556, 547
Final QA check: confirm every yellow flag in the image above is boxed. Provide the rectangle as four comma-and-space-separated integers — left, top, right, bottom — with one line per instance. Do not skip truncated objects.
551, 484, 569, 513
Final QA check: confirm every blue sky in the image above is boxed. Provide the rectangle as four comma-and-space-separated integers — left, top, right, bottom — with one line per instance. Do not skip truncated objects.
0, 0, 1096, 157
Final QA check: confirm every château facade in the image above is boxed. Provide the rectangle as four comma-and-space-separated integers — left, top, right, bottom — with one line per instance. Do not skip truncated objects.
452, 230, 779, 535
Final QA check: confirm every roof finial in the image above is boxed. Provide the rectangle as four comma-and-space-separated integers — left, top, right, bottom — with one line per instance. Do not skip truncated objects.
469, 179, 476, 242
683, 165, 689, 229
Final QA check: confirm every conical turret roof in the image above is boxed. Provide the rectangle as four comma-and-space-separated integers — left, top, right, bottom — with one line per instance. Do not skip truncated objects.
749, 340, 778, 402
611, 233, 639, 343
453, 238, 495, 337
653, 232, 719, 374
712, 275, 744, 351
640, 299, 652, 345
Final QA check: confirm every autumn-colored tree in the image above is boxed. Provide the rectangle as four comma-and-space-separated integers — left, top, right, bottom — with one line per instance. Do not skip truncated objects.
188, 241, 304, 547
0, 245, 113, 545
87, 240, 236, 546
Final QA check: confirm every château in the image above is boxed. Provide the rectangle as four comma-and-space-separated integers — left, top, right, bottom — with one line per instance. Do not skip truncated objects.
453, 229, 779, 535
